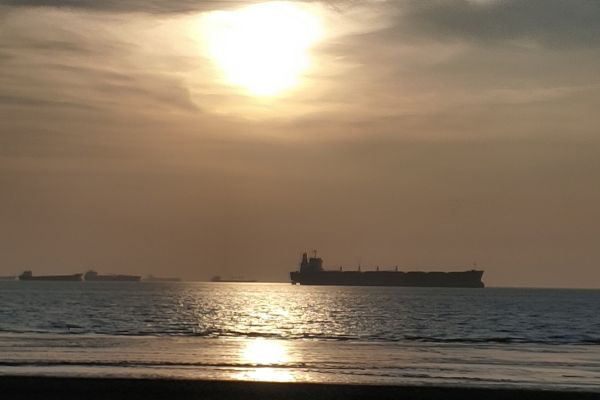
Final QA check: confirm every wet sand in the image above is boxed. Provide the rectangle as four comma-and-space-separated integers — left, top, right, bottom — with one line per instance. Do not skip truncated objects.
1, 376, 599, 400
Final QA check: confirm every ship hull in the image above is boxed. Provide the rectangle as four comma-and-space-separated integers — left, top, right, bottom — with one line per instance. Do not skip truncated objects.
290, 270, 484, 288
148, 278, 180, 282
19, 274, 82, 281
85, 275, 141, 282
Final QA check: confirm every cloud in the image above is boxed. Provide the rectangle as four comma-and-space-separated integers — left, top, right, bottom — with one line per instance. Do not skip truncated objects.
0, 6, 202, 117
0, 0, 247, 14
396, 0, 600, 48
0, 37, 95, 54
0, 0, 382, 16
3, 0, 599, 49
0, 93, 97, 109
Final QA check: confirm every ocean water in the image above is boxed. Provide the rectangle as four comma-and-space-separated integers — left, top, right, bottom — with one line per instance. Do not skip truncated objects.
1, 281, 599, 391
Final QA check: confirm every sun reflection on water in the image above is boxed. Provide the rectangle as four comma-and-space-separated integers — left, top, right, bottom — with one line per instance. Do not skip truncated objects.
242, 338, 289, 365
235, 339, 294, 382
234, 367, 295, 382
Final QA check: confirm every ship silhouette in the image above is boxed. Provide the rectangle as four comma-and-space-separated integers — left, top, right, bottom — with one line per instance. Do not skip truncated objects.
290, 251, 484, 288
145, 275, 181, 282
210, 275, 257, 283
84, 270, 141, 282
19, 270, 82, 281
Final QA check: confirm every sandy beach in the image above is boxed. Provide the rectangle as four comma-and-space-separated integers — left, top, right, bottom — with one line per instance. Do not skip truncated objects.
1, 376, 599, 400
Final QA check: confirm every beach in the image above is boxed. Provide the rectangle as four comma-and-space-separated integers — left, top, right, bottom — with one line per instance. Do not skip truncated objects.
2, 376, 600, 400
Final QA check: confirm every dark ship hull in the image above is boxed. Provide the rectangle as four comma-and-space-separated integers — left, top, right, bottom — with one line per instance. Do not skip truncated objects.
84, 271, 140, 281
145, 275, 181, 282
290, 252, 484, 288
19, 273, 82, 281
86, 275, 141, 281
210, 276, 257, 283
290, 270, 484, 288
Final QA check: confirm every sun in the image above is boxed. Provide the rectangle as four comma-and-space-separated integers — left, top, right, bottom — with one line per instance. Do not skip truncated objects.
200, 2, 322, 97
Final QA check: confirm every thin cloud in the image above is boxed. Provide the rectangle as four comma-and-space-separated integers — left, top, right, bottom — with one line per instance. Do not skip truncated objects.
396, 0, 600, 48
0, 0, 257, 14
0, 93, 97, 109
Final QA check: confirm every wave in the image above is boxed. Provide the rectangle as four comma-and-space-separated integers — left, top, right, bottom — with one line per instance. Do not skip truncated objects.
0, 360, 309, 369
403, 336, 524, 344
400, 335, 600, 345
191, 328, 357, 341
1, 328, 599, 346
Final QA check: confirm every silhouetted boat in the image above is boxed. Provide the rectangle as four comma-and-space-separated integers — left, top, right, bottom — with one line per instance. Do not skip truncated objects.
19, 270, 82, 281
145, 275, 181, 282
84, 270, 141, 282
290, 252, 484, 288
210, 275, 257, 283
0, 275, 16, 281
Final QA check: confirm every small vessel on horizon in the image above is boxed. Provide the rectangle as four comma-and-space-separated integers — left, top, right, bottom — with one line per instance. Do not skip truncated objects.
0, 275, 16, 281
290, 251, 485, 288
84, 270, 141, 282
19, 270, 82, 281
145, 275, 181, 282
210, 275, 257, 283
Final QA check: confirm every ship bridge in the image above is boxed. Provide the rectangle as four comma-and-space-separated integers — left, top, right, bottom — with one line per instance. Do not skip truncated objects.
299, 251, 323, 273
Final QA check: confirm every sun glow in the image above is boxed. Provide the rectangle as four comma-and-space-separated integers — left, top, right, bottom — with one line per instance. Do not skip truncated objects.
200, 2, 322, 96
237, 339, 293, 382
242, 339, 288, 365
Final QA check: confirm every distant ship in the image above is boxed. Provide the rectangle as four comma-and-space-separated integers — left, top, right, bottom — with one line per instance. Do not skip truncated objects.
84, 270, 141, 282
145, 275, 181, 282
0, 275, 16, 281
210, 275, 257, 283
19, 270, 82, 281
290, 252, 484, 288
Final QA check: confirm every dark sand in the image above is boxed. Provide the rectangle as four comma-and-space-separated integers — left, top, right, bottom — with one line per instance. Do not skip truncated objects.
1, 376, 599, 400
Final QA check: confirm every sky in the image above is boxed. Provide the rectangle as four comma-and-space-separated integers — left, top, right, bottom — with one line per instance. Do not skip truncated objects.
1, 0, 599, 287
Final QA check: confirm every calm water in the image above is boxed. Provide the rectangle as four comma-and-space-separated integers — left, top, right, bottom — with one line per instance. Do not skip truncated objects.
1, 282, 600, 390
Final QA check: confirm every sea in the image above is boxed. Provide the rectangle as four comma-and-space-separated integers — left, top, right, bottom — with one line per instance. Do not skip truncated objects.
1, 281, 599, 392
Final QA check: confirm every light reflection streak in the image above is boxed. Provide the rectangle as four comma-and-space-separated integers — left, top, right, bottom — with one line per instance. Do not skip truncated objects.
234, 367, 295, 382
235, 338, 295, 382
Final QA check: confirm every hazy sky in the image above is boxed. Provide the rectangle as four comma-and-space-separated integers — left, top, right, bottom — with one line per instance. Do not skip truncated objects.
1, 0, 599, 287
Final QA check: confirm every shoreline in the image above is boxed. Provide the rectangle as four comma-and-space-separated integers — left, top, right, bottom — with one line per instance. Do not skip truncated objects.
1, 376, 599, 400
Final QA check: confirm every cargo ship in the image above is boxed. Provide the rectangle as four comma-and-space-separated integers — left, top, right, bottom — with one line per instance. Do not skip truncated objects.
210, 275, 257, 283
19, 270, 82, 281
290, 252, 484, 288
84, 270, 141, 282
145, 275, 181, 282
